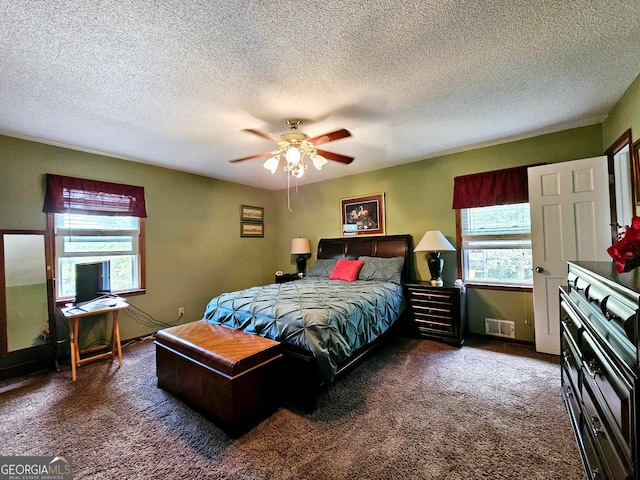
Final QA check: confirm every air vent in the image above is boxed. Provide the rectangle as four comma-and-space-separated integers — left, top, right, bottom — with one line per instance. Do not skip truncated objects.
484, 318, 515, 338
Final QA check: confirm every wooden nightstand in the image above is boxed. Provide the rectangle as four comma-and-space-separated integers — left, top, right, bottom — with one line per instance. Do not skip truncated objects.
405, 282, 467, 346
275, 273, 301, 284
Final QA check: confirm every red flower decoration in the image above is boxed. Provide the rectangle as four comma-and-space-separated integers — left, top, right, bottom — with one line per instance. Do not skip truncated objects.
607, 217, 640, 273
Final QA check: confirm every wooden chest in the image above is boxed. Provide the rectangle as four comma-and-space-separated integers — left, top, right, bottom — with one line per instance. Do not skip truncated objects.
155, 320, 282, 432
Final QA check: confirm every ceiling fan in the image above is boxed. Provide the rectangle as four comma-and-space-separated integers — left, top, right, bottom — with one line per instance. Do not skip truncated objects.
229, 119, 354, 178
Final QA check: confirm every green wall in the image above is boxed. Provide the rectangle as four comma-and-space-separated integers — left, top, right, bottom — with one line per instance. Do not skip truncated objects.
603, 73, 640, 148
273, 124, 604, 342
0, 135, 277, 356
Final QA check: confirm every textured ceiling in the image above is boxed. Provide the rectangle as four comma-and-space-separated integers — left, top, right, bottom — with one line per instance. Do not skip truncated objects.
1, 1, 639, 190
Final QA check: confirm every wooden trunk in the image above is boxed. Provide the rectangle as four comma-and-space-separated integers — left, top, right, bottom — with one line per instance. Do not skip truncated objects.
155, 321, 281, 433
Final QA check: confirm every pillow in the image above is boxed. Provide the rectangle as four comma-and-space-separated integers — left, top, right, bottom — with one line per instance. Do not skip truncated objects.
357, 256, 405, 284
328, 259, 365, 282
305, 258, 338, 278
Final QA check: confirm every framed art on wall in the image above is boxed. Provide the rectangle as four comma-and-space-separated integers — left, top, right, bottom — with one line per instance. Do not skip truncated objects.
340, 192, 385, 236
240, 205, 264, 222
240, 222, 264, 238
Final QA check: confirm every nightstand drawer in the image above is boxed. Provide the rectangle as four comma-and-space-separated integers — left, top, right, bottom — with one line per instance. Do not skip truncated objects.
411, 303, 453, 317
414, 317, 454, 334
407, 290, 454, 302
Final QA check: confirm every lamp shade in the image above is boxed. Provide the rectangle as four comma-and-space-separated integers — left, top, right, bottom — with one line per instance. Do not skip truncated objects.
291, 237, 311, 255
414, 231, 456, 252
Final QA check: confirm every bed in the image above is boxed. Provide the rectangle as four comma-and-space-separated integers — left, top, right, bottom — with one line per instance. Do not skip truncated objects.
202, 234, 412, 393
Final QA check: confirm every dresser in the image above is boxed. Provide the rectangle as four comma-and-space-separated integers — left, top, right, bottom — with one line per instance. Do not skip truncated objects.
405, 282, 467, 346
560, 261, 640, 479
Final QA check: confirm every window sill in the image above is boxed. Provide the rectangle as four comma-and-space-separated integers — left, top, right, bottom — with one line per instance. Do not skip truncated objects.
55, 288, 146, 307
465, 283, 533, 293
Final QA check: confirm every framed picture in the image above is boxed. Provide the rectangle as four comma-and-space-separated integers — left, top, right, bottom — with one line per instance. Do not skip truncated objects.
240, 205, 264, 222
240, 222, 264, 238
340, 192, 385, 236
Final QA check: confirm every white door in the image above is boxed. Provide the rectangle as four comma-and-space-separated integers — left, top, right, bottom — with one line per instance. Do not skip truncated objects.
528, 157, 611, 354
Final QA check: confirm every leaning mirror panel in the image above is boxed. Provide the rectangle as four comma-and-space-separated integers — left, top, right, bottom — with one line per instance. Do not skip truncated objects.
1, 232, 53, 355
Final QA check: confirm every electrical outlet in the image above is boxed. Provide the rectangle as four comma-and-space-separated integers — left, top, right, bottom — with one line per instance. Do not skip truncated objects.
178, 307, 184, 316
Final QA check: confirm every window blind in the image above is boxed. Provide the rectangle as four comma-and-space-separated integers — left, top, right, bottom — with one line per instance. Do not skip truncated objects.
43, 174, 147, 218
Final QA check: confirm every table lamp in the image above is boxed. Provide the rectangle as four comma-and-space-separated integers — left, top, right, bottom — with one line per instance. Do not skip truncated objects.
291, 237, 311, 276
414, 230, 456, 286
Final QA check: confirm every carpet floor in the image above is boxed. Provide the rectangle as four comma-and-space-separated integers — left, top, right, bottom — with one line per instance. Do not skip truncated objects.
0, 334, 584, 479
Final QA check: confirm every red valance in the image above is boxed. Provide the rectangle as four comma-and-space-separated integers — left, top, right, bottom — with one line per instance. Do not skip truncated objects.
43, 174, 147, 217
452, 165, 532, 209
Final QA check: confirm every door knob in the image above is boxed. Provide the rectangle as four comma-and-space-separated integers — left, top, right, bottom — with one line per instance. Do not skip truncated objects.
535, 267, 544, 273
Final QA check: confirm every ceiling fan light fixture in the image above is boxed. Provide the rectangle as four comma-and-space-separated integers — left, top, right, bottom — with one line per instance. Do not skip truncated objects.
288, 163, 305, 178
286, 146, 301, 164
230, 120, 354, 192
263, 156, 280, 174
311, 153, 327, 170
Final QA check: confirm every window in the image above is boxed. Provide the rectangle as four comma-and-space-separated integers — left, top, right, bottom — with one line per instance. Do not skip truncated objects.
42, 174, 147, 301
459, 203, 532, 286
53, 213, 144, 300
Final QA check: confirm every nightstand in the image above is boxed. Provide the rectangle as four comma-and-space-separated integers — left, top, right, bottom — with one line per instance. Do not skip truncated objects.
405, 282, 467, 346
275, 273, 301, 284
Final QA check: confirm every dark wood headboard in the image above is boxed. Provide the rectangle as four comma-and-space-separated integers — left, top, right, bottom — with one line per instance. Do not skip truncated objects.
317, 234, 413, 282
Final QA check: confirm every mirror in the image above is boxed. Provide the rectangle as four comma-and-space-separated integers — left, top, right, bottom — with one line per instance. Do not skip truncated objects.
0, 230, 55, 358
606, 129, 635, 241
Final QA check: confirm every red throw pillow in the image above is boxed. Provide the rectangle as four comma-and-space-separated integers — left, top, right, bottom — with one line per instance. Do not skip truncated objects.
328, 259, 365, 282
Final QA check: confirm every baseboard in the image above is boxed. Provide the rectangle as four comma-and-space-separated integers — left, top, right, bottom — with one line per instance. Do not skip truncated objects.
468, 332, 535, 346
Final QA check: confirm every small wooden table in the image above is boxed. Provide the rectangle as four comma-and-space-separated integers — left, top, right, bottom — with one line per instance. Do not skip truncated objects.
61, 299, 129, 381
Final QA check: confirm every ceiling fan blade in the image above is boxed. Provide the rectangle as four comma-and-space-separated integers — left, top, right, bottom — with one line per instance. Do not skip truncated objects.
229, 151, 273, 163
242, 128, 281, 143
316, 149, 354, 165
308, 129, 351, 146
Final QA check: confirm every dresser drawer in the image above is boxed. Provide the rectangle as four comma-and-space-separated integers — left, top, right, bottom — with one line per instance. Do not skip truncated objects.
586, 283, 609, 311
579, 413, 608, 480
582, 380, 632, 479
561, 331, 581, 393
560, 300, 583, 346
574, 276, 591, 299
582, 332, 632, 446
561, 372, 581, 431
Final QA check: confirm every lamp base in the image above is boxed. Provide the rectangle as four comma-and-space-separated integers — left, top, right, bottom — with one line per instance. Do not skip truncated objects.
296, 255, 307, 276
427, 252, 445, 288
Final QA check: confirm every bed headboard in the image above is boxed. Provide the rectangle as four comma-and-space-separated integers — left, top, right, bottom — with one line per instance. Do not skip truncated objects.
317, 234, 413, 282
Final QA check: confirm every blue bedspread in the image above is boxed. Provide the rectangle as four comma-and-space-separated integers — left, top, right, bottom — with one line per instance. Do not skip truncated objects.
202, 278, 405, 383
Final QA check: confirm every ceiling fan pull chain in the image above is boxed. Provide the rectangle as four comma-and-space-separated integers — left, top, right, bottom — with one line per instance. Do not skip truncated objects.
287, 172, 293, 213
